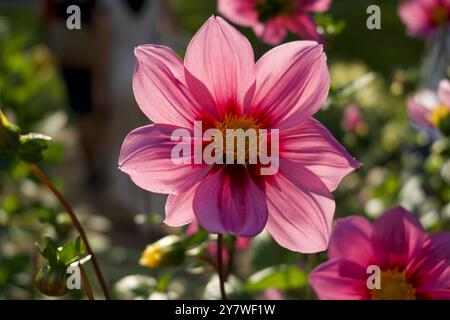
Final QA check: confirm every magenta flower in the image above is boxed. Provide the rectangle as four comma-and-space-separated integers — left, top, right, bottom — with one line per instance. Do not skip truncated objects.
310, 206, 450, 300
407, 79, 450, 130
399, 0, 450, 38
341, 103, 365, 133
119, 17, 359, 253
218, 0, 331, 45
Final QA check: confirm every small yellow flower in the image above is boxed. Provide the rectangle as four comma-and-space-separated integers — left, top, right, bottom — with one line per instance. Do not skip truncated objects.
430, 104, 450, 128
139, 235, 185, 269
140, 245, 164, 268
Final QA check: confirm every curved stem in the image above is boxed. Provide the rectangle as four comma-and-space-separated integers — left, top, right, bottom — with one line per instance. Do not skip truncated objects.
29, 164, 110, 300
217, 234, 227, 300
30, 245, 40, 299
80, 265, 95, 300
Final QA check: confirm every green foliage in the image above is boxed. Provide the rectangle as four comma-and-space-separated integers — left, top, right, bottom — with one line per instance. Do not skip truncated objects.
315, 13, 347, 37
17, 133, 51, 164
244, 265, 308, 292
0, 110, 51, 164
0, 110, 20, 158
37, 236, 86, 268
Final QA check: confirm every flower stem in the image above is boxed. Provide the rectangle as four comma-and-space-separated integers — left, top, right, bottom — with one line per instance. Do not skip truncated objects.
217, 234, 227, 300
226, 236, 236, 280
30, 244, 40, 299
80, 265, 95, 300
29, 164, 110, 300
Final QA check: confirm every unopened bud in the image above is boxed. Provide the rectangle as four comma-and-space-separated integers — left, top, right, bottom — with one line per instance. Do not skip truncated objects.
35, 265, 69, 297
139, 235, 185, 269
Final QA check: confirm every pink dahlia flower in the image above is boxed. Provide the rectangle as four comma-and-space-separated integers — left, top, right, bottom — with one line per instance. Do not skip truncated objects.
310, 206, 450, 300
407, 79, 450, 130
218, 0, 331, 45
399, 0, 450, 38
119, 17, 359, 253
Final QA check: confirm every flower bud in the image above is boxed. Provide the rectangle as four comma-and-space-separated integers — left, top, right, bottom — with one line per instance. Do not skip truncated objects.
35, 265, 69, 297
139, 235, 185, 269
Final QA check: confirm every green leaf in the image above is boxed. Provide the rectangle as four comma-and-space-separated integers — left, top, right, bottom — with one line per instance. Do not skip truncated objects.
58, 241, 78, 265
184, 228, 209, 247
155, 271, 173, 293
37, 237, 85, 267
244, 265, 308, 292
40, 237, 58, 266
17, 133, 51, 164
74, 237, 85, 255
0, 110, 21, 158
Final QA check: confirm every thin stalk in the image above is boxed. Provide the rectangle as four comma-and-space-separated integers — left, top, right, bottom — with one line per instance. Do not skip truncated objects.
30, 245, 40, 299
29, 164, 110, 300
80, 265, 95, 300
217, 234, 227, 300
226, 236, 236, 280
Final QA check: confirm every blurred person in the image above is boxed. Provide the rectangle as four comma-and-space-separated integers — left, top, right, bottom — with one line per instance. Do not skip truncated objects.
104, 0, 184, 215
40, 0, 109, 189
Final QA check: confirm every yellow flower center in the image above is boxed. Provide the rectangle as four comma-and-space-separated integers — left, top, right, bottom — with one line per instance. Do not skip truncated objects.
214, 114, 261, 164
216, 114, 260, 132
430, 104, 450, 128
139, 245, 163, 268
371, 269, 416, 300
432, 6, 449, 24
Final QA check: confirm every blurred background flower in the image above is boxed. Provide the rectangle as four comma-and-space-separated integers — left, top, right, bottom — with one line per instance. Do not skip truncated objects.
218, 0, 332, 44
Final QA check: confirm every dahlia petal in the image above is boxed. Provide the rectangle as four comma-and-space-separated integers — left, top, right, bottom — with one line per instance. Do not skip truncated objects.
183, 69, 221, 121
133, 45, 202, 127
417, 288, 450, 300
407, 96, 434, 128
398, 0, 434, 37
265, 160, 335, 253
253, 19, 288, 45
193, 167, 268, 237
301, 0, 332, 12
328, 216, 376, 267
409, 232, 450, 295
184, 16, 255, 111
119, 124, 211, 194
250, 41, 329, 129
310, 259, 370, 300
438, 79, 450, 107
218, 0, 259, 27
165, 187, 197, 227
281, 118, 361, 191
372, 206, 426, 270
236, 237, 252, 250
286, 14, 323, 43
